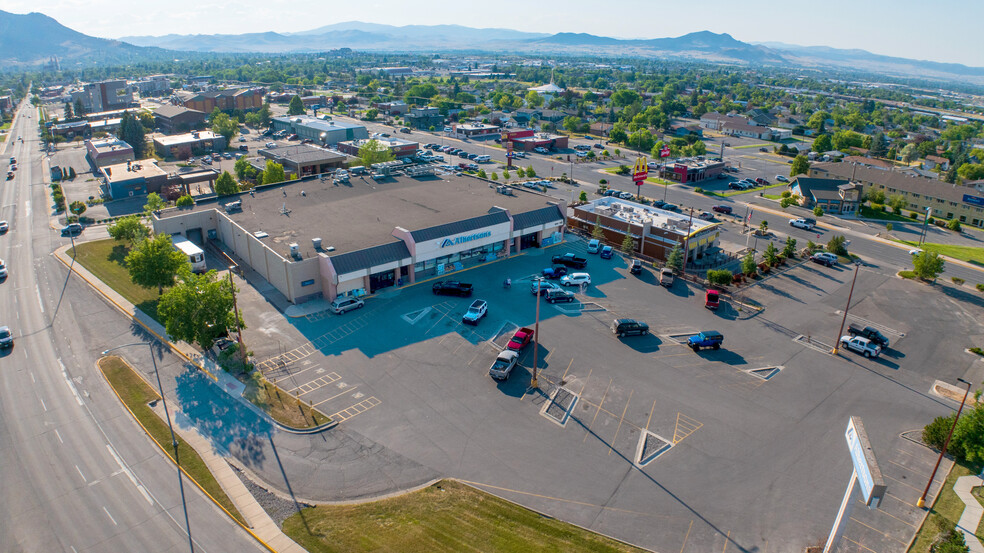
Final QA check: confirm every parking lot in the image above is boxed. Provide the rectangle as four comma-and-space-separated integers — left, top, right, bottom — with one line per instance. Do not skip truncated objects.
225, 231, 984, 552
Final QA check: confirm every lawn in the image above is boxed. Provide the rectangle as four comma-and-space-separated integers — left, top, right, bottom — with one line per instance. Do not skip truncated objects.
890, 239, 984, 265
859, 205, 916, 222
283, 480, 647, 553
704, 182, 789, 198
98, 356, 246, 526
71, 239, 162, 322
732, 143, 772, 149
909, 461, 984, 551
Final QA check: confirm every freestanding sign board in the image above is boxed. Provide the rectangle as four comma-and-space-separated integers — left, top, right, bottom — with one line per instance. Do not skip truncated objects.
632, 157, 648, 193
846, 416, 886, 506
660, 146, 671, 158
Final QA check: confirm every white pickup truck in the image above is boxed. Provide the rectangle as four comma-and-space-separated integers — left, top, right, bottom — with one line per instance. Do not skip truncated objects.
839, 335, 882, 358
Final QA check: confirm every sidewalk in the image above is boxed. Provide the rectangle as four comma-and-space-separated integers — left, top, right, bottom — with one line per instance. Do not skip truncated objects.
954, 474, 984, 553
54, 243, 310, 553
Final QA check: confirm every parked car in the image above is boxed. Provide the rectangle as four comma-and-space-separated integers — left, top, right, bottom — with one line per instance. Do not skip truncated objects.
810, 252, 838, 267
848, 324, 890, 348
0, 259, 7, 279
789, 218, 814, 230
462, 300, 488, 325
0, 326, 12, 349
839, 335, 882, 358
329, 297, 364, 314
600, 245, 613, 259
531, 280, 561, 296
775, 175, 789, 182
561, 272, 591, 287
587, 239, 601, 254
629, 259, 643, 275
687, 331, 724, 352
534, 147, 549, 154
755, 177, 769, 185
759, 147, 769, 152
265, 142, 276, 148
542, 266, 568, 279
545, 288, 576, 304
239, 136, 247, 142
908, 248, 923, 256
662, 203, 678, 211
507, 327, 535, 351
712, 205, 733, 214
697, 211, 713, 220
705, 289, 720, 309
593, 143, 603, 149
489, 350, 519, 381
552, 253, 587, 269
61, 223, 83, 236
611, 319, 649, 337
618, 191, 634, 200
659, 268, 674, 287
0, 220, 8, 233
400, 127, 412, 134
432, 281, 474, 297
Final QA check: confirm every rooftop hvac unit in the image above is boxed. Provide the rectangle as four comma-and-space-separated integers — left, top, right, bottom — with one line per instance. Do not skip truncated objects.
289, 243, 299, 258
312, 237, 322, 250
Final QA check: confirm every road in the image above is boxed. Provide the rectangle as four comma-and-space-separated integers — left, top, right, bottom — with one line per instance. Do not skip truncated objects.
0, 99, 263, 552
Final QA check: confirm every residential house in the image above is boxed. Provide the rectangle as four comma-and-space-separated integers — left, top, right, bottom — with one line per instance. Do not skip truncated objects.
721, 121, 773, 140
670, 124, 703, 138
924, 155, 950, 171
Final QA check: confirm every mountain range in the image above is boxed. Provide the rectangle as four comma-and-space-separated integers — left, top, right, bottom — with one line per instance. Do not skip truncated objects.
2, 10, 982, 86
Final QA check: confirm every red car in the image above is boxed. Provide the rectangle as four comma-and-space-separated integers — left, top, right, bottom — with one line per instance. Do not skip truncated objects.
705, 290, 720, 310
755, 177, 769, 185
507, 327, 535, 351
712, 205, 732, 214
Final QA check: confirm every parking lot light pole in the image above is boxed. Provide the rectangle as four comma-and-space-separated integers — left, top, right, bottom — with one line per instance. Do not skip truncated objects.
101, 342, 194, 553
831, 260, 863, 355
680, 207, 695, 278
917, 377, 972, 508
530, 278, 543, 390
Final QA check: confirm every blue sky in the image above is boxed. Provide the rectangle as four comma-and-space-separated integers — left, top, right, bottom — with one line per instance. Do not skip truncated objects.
11, 0, 983, 67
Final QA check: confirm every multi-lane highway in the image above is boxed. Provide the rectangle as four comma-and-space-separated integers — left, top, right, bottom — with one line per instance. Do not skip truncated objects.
0, 100, 262, 552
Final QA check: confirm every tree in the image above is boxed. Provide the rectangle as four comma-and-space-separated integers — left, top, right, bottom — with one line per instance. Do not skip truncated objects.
812, 134, 832, 153
234, 155, 257, 180
782, 236, 797, 259
888, 194, 907, 214
502, 169, 510, 180
125, 233, 188, 294
763, 242, 779, 265
525, 90, 544, 108
827, 235, 848, 256
620, 233, 635, 254
143, 192, 165, 217
608, 123, 628, 144
158, 269, 244, 351
900, 143, 919, 164
211, 112, 238, 144
868, 189, 886, 204
515, 167, 526, 178
491, 172, 498, 181
759, 220, 769, 231
951, 402, 984, 464
790, 155, 810, 177
958, 163, 984, 181
74, 99, 86, 117
912, 250, 945, 280
525, 166, 537, 178
64, 101, 73, 119
215, 171, 239, 196
948, 219, 962, 232
261, 160, 285, 185
665, 244, 684, 273
578, 191, 588, 202
287, 95, 305, 115
628, 129, 655, 152
108, 215, 148, 247
176, 195, 194, 208
741, 252, 757, 276
257, 103, 272, 127
364, 108, 378, 121
813, 205, 824, 217
477, 169, 487, 179
591, 216, 605, 239
119, 112, 146, 158
869, 132, 888, 158
358, 139, 395, 167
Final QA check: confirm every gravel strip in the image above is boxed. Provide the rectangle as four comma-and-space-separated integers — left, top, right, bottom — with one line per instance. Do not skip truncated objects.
229, 463, 311, 527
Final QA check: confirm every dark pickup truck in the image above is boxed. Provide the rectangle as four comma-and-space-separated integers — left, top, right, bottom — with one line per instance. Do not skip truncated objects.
432, 281, 474, 297
848, 324, 890, 348
551, 253, 588, 269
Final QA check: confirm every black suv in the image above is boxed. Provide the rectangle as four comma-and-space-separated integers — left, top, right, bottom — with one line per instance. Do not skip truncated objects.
611, 319, 649, 337
545, 288, 575, 304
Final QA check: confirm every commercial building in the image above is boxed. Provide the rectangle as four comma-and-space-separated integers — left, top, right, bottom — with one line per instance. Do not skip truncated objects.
810, 162, 984, 227
71, 80, 134, 113
337, 137, 419, 159
789, 177, 861, 215
50, 121, 91, 139
373, 101, 408, 116
501, 129, 569, 151
658, 159, 726, 183
406, 106, 444, 130
101, 160, 168, 199
449, 123, 500, 139
257, 144, 347, 176
153, 131, 227, 160
85, 136, 134, 168
153, 105, 207, 134
271, 116, 369, 145
151, 175, 565, 304
721, 121, 773, 140
568, 197, 720, 263
180, 88, 264, 113
130, 75, 172, 95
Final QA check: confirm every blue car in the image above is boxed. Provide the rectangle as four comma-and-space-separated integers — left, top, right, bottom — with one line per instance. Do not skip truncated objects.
542, 266, 568, 279
600, 245, 613, 259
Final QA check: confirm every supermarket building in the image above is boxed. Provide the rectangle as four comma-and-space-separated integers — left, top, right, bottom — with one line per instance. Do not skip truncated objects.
152, 174, 565, 303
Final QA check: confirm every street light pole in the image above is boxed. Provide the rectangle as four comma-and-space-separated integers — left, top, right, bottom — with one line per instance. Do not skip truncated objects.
831, 260, 862, 355
101, 343, 194, 553
917, 378, 972, 508
530, 278, 543, 390
681, 207, 695, 278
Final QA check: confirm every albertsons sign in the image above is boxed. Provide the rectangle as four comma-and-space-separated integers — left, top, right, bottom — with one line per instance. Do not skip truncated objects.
440, 231, 492, 248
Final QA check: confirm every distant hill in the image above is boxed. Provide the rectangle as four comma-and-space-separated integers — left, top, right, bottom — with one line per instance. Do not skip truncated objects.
0, 9, 161, 68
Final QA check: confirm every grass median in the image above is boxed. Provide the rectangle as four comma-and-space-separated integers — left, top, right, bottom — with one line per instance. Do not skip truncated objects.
909, 460, 984, 551
283, 480, 647, 553
890, 239, 984, 265
98, 355, 246, 526
71, 238, 163, 323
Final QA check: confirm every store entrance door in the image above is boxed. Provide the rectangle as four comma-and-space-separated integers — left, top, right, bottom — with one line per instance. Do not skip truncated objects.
369, 270, 395, 293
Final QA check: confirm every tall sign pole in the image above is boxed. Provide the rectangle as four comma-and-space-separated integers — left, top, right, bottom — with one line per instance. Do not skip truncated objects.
632, 156, 648, 199
824, 417, 886, 553
659, 145, 671, 202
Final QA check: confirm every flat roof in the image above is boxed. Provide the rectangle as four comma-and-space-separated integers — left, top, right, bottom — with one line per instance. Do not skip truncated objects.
579, 197, 718, 237
160, 174, 560, 260
342, 137, 417, 148
102, 159, 167, 183
258, 144, 346, 164
273, 115, 366, 132
88, 137, 131, 153
154, 131, 222, 147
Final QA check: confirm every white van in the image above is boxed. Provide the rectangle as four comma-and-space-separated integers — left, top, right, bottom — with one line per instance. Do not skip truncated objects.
474, 155, 491, 163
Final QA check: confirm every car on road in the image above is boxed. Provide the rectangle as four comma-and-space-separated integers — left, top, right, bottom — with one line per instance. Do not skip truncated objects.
810, 252, 838, 267
789, 218, 815, 230
712, 205, 732, 214
561, 272, 591, 287
687, 331, 724, 352
489, 350, 519, 381
531, 280, 561, 295
223, 152, 233, 159
330, 297, 365, 314
839, 335, 882, 358
611, 319, 649, 337
61, 223, 83, 236
662, 203, 678, 211
462, 300, 488, 325
511, 151, 526, 158
400, 127, 412, 134
542, 266, 568, 279
775, 175, 789, 182
630, 259, 643, 275
0, 259, 7, 279
545, 288, 576, 303
0, 220, 7, 233
0, 326, 12, 349
507, 327, 535, 351
600, 245, 613, 259
908, 248, 923, 256
5, 171, 12, 180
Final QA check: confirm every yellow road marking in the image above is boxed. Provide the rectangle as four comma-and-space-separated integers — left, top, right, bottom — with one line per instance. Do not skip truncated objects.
577, 368, 592, 396
856, 499, 916, 528
842, 536, 879, 553
848, 516, 907, 546
585, 378, 612, 443
646, 399, 657, 431
313, 385, 359, 407
609, 389, 633, 455
722, 530, 731, 553
673, 413, 703, 444
562, 357, 574, 380
679, 520, 693, 553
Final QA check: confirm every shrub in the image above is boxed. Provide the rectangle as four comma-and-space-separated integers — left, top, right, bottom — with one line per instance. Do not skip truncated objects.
176, 195, 194, 208
599, 179, 607, 185
477, 169, 487, 179
971, 347, 984, 356
885, 223, 893, 232
759, 220, 769, 231
706, 269, 733, 286
899, 270, 917, 279
813, 205, 825, 217
928, 216, 936, 225
780, 197, 795, 208
578, 191, 588, 202
910, 211, 919, 219
828, 235, 848, 256
948, 219, 962, 232
922, 413, 956, 453
615, 164, 631, 175
741, 252, 757, 276
978, 283, 984, 292
695, 187, 703, 194
781, 190, 792, 198
952, 276, 965, 285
